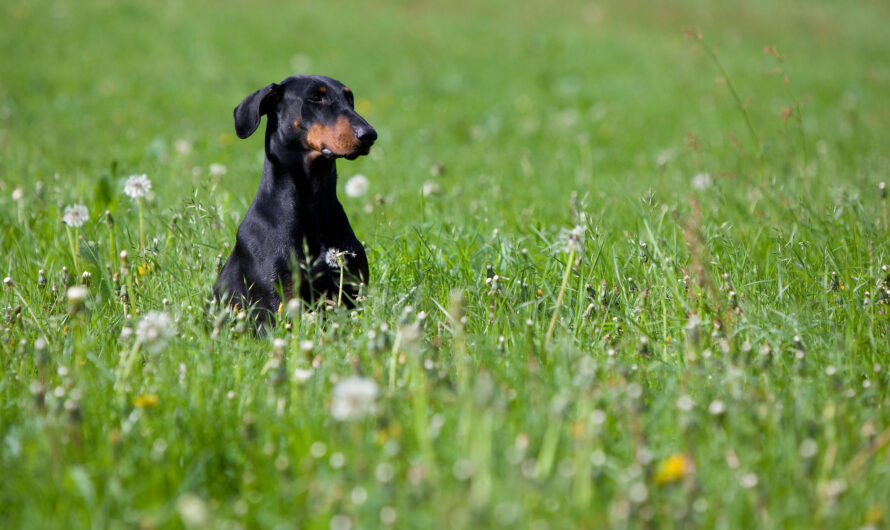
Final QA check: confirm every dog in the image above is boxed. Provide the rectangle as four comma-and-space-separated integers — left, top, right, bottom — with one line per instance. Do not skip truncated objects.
214, 75, 376, 322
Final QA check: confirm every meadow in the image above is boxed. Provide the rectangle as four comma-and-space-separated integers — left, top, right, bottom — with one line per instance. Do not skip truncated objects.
1, 0, 890, 527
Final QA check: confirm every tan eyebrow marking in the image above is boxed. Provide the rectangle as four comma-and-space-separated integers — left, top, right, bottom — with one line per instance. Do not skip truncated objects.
318, 86, 326, 94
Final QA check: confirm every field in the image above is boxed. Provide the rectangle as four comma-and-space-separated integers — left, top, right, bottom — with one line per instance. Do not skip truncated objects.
2, 0, 890, 527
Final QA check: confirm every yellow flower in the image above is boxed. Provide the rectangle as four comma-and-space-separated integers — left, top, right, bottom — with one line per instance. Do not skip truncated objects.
655, 454, 693, 485
133, 394, 159, 408
866, 505, 883, 525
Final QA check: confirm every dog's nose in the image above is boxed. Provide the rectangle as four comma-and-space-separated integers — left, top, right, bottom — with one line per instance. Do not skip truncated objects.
355, 126, 377, 146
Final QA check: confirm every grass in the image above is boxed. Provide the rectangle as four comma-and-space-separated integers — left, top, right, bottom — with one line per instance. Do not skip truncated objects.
2, 0, 890, 527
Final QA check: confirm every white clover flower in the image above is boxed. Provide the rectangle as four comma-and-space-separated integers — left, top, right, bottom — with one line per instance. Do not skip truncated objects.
209, 163, 227, 177
136, 311, 174, 353
62, 204, 89, 227
330, 376, 379, 421
124, 174, 152, 199
344, 174, 369, 198
691, 172, 712, 190
558, 224, 586, 253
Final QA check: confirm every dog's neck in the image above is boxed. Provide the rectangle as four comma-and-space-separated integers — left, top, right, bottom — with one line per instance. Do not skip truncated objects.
259, 127, 339, 204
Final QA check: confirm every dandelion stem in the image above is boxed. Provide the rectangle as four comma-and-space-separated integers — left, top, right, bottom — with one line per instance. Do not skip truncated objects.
337, 256, 345, 307
137, 198, 146, 261
66, 226, 80, 273
545, 248, 575, 349
108, 225, 117, 270
119, 340, 143, 388
388, 332, 403, 392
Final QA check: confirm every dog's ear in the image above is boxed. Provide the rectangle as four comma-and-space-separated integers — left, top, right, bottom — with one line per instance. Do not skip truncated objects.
233, 83, 278, 139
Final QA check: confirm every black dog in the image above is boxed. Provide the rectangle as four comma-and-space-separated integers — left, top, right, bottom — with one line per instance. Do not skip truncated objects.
214, 75, 376, 321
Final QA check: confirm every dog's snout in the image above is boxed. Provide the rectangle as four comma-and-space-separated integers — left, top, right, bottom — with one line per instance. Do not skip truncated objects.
355, 126, 377, 146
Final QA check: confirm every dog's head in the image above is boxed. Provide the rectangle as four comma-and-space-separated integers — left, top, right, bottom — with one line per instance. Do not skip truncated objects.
233, 75, 376, 161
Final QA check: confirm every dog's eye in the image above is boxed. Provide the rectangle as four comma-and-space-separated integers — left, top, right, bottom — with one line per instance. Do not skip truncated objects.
307, 93, 324, 104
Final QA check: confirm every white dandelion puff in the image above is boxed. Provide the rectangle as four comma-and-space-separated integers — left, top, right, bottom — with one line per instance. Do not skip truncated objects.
293, 368, 314, 383
209, 163, 227, 177
174, 139, 192, 155
421, 180, 442, 196
330, 376, 379, 421
325, 248, 355, 268
740, 472, 758, 489
62, 204, 89, 227
691, 172, 712, 190
124, 174, 152, 199
558, 225, 586, 253
66, 285, 88, 307
676, 394, 695, 412
136, 311, 174, 353
344, 174, 369, 198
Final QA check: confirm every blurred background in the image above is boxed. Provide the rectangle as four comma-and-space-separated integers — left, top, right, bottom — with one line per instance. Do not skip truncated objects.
1, 0, 888, 233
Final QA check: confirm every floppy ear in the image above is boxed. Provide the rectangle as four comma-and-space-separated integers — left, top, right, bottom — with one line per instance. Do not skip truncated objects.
233, 83, 278, 139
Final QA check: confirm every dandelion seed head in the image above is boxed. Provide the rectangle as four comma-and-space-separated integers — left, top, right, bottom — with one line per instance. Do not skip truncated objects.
67, 286, 88, 312
293, 367, 314, 383
174, 139, 192, 154
209, 163, 227, 177
691, 172, 713, 190
329, 452, 345, 469
330, 514, 352, 530
379, 506, 398, 525
628, 482, 648, 503
676, 394, 695, 412
558, 224, 586, 253
123, 174, 151, 199
350, 486, 368, 505
740, 472, 758, 489
708, 400, 726, 415
325, 248, 355, 268
12, 187, 23, 201
375, 462, 395, 483
798, 438, 818, 459
136, 311, 174, 353
344, 174, 369, 198
176, 494, 209, 528
422, 180, 442, 196
309, 441, 326, 458
62, 204, 89, 227
330, 376, 379, 421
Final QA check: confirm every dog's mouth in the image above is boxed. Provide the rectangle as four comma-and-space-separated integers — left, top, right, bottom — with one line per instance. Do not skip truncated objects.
318, 143, 372, 161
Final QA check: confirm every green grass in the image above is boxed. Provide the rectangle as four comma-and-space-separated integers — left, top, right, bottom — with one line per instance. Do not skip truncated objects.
2, 0, 890, 527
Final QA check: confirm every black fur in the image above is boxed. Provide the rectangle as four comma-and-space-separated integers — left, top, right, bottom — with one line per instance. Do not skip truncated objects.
214, 75, 376, 323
